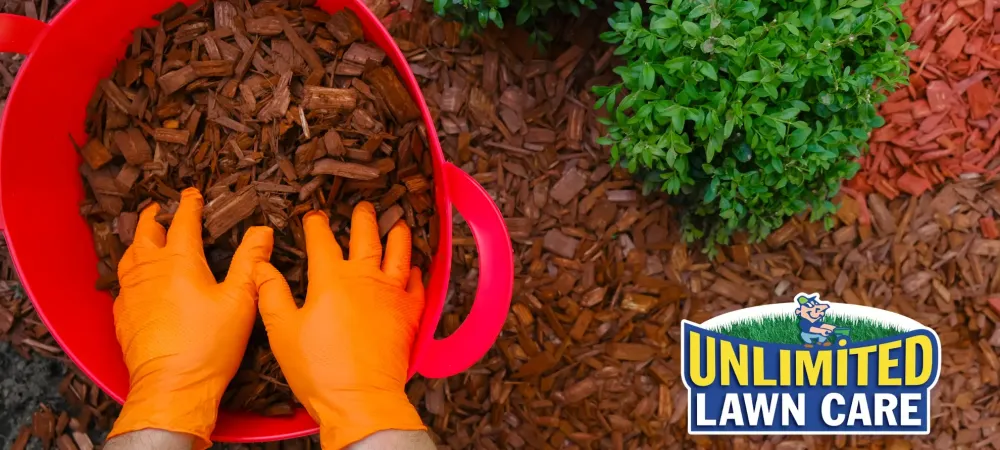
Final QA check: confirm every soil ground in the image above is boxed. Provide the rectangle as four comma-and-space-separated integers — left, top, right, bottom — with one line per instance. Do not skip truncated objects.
0, 342, 68, 448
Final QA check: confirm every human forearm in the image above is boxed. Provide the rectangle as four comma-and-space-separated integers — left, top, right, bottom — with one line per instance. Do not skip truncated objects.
349, 429, 435, 450
105, 429, 194, 450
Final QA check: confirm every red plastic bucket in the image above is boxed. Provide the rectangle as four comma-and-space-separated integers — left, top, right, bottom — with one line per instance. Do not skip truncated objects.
0, 0, 513, 442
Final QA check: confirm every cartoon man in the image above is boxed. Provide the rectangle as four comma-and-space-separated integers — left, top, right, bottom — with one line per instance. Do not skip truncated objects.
795, 293, 837, 347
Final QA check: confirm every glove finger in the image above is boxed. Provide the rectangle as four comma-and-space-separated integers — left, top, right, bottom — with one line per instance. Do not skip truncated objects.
303, 211, 343, 284
134, 203, 166, 248
224, 226, 275, 299
348, 201, 382, 268
254, 262, 298, 329
166, 188, 205, 253
406, 266, 425, 299
381, 220, 411, 287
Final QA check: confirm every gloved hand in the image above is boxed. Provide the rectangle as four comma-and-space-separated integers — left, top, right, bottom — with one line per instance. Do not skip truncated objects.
253, 202, 426, 449
108, 188, 274, 449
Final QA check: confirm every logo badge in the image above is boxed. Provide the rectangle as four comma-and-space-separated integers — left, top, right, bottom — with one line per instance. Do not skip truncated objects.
682, 293, 941, 435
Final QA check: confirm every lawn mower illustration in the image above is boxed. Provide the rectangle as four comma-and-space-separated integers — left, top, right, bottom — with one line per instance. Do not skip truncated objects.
832, 328, 852, 347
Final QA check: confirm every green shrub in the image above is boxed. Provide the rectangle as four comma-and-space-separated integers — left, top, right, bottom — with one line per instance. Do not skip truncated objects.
593, 0, 912, 248
430, 0, 596, 42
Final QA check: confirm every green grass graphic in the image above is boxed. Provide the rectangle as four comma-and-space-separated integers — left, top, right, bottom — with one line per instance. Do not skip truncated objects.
710, 314, 906, 345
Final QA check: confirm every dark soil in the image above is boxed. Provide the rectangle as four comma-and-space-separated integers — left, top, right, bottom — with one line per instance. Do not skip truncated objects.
0, 342, 66, 448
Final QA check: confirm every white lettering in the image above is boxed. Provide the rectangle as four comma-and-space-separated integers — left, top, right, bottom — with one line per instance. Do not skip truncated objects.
874, 394, 898, 426
719, 394, 744, 426
900, 393, 920, 426
822, 393, 845, 426
696, 393, 717, 426
742, 393, 777, 426
848, 394, 872, 426
782, 393, 805, 426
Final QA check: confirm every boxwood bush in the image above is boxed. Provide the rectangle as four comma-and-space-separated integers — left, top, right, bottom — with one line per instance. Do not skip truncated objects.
593, 0, 912, 248
430, 0, 595, 42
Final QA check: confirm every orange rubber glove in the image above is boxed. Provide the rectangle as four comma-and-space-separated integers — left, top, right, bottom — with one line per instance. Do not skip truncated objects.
253, 202, 426, 449
108, 188, 274, 449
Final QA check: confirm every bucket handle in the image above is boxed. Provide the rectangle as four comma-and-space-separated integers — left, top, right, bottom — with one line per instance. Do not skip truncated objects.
0, 14, 47, 55
414, 162, 513, 378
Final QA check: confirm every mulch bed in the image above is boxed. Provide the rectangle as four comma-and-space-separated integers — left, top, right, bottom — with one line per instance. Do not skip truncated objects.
854, 0, 1000, 202
3, 0, 1000, 448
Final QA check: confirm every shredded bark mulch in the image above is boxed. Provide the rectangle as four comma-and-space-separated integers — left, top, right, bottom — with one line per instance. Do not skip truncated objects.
856, 0, 1000, 203
2, 0, 1000, 448
76, 1, 435, 415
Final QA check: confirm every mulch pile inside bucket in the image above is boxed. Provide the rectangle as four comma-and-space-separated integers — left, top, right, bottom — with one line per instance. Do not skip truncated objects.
853, 0, 1000, 203
76, 0, 436, 414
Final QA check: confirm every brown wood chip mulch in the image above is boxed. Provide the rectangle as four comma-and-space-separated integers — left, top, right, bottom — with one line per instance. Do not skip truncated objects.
77, 0, 436, 415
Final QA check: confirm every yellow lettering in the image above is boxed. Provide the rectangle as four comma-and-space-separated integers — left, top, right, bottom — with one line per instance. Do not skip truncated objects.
905, 334, 933, 385
878, 340, 902, 386
795, 350, 832, 386
689, 331, 715, 387
779, 349, 791, 385
720, 340, 748, 386
849, 345, 877, 386
837, 348, 848, 386
753, 346, 776, 386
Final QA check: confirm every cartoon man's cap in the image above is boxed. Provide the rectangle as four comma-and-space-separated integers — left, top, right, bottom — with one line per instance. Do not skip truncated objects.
795, 293, 826, 308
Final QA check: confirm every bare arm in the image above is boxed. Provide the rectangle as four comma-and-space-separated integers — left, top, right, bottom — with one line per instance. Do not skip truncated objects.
809, 326, 829, 334
350, 430, 436, 450
104, 429, 194, 450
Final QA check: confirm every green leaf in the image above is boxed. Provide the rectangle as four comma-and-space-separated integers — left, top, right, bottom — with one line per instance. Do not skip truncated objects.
433, 0, 447, 15
704, 178, 720, 203
849, 0, 871, 7
516, 6, 532, 25
788, 127, 812, 147
631, 2, 643, 25
700, 63, 718, 81
689, 4, 711, 19
642, 64, 656, 89
830, 8, 853, 19
661, 34, 682, 52
776, 108, 799, 120
738, 70, 762, 82
707, 134, 722, 162
736, 142, 752, 162
490, 8, 504, 27
763, 83, 779, 98
681, 21, 701, 37
775, 120, 786, 138
651, 15, 674, 30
